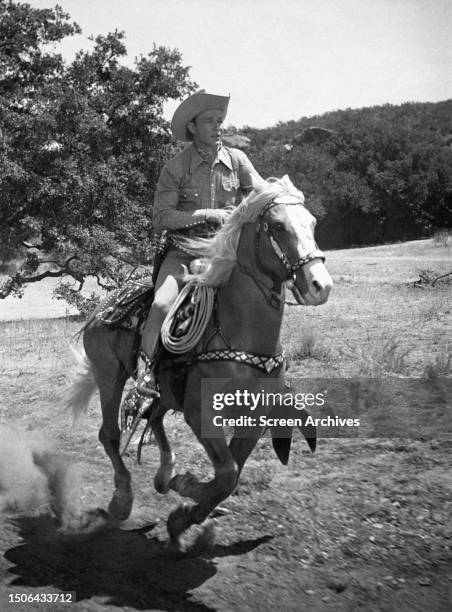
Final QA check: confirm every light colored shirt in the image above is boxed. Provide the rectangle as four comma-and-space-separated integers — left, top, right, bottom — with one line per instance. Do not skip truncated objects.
153, 144, 262, 231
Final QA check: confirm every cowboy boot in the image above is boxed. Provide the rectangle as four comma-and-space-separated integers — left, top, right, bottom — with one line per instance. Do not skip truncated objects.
121, 351, 160, 434
136, 351, 160, 401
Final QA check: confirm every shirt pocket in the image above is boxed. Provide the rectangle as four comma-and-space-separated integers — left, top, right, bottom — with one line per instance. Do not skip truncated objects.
179, 187, 201, 206
221, 172, 240, 192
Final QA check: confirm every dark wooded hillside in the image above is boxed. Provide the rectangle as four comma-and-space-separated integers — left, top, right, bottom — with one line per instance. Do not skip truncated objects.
242, 101, 452, 248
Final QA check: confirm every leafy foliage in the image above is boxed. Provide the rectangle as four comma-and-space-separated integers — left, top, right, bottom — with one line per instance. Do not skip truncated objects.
0, 0, 195, 304
244, 101, 452, 248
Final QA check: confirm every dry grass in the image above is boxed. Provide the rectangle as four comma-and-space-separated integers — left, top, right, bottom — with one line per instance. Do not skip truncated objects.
0, 237, 450, 423
339, 335, 413, 377
1, 237, 450, 396
283, 238, 452, 378
423, 345, 452, 380
0, 318, 81, 426
1, 238, 448, 451
433, 228, 451, 247
287, 327, 332, 363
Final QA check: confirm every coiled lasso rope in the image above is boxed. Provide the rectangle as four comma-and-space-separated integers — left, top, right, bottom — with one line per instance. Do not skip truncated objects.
160, 281, 215, 354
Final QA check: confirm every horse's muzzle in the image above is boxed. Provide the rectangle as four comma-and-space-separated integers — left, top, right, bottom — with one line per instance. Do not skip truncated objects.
292, 259, 333, 306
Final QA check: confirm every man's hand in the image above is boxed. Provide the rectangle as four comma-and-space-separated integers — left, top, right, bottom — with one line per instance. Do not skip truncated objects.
204, 208, 231, 227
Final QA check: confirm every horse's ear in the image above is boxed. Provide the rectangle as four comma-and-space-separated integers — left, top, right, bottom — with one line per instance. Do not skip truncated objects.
297, 409, 317, 453
271, 429, 292, 465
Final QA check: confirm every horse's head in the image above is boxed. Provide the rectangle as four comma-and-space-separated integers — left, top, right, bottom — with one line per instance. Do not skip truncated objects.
251, 179, 332, 306
183, 176, 332, 307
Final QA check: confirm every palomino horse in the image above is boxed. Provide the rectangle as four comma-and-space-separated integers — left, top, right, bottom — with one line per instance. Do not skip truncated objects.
66, 176, 332, 548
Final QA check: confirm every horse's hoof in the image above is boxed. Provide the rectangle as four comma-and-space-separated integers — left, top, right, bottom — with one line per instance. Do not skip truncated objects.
60, 507, 115, 536
166, 536, 185, 555
167, 502, 191, 545
108, 490, 133, 521
168, 472, 198, 497
154, 468, 175, 494
192, 520, 216, 552
154, 474, 167, 494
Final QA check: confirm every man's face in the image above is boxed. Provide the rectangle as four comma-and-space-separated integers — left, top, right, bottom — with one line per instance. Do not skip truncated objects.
189, 109, 225, 148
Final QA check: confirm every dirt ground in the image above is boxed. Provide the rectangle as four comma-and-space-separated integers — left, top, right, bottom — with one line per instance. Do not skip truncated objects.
0, 239, 451, 611
0, 432, 451, 611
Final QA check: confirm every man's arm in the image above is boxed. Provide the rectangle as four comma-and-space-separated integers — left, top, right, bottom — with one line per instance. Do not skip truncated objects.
236, 150, 265, 191
153, 165, 221, 231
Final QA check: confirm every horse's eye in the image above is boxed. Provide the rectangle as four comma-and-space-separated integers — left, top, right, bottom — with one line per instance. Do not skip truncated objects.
272, 222, 285, 232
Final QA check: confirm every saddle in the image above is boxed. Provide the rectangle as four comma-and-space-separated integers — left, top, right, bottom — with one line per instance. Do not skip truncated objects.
95, 233, 173, 330
96, 280, 155, 330
95, 255, 213, 338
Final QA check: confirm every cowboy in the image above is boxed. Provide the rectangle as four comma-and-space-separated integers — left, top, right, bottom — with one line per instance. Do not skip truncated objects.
125, 90, 263, 420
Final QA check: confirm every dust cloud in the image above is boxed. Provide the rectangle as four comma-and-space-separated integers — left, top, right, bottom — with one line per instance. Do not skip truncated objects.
0, 425, 110, 533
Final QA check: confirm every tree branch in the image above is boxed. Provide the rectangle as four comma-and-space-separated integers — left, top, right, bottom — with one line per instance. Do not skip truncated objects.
22, 269, 66, 282
92, 273, 116, 291
0, 255, 81, 299
432, 271, 452, 286
22, 241, 44, 250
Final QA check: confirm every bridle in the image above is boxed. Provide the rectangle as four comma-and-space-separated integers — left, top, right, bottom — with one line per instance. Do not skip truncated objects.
237, 199, 325, 310
257, 200, 325, 277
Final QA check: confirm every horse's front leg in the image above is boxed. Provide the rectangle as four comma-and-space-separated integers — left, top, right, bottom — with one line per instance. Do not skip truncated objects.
96, 368, 133, 520
168, 438, 238, 504
167, 410, 239, 547
168, 428, 264, 504
229, 432, 264, 476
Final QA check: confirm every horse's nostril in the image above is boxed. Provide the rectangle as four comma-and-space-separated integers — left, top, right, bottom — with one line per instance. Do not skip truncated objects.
312, 280, 321, 292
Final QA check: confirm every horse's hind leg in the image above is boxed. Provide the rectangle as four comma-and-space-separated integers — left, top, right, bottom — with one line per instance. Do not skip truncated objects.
151, 415, 176, 494
94, 363, 133, 520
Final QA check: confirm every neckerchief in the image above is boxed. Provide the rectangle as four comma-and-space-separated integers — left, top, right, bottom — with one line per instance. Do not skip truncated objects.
195, 143, 222, 165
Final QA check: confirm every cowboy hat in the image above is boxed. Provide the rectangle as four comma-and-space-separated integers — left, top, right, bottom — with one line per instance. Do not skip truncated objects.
171, 90, 230, 142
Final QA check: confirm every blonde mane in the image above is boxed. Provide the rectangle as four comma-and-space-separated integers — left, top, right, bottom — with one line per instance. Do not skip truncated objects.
181, 175, 305, 287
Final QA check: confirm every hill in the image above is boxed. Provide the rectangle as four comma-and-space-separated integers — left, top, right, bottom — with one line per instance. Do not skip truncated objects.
242, 101, 452, 248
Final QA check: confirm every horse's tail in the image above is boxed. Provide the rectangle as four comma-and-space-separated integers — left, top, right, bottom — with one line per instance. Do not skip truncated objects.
71, 308, 99, 343
63, 347, 98, 422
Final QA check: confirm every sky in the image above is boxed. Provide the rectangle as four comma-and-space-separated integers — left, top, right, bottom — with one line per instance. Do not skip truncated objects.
28, 0, 452, 129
